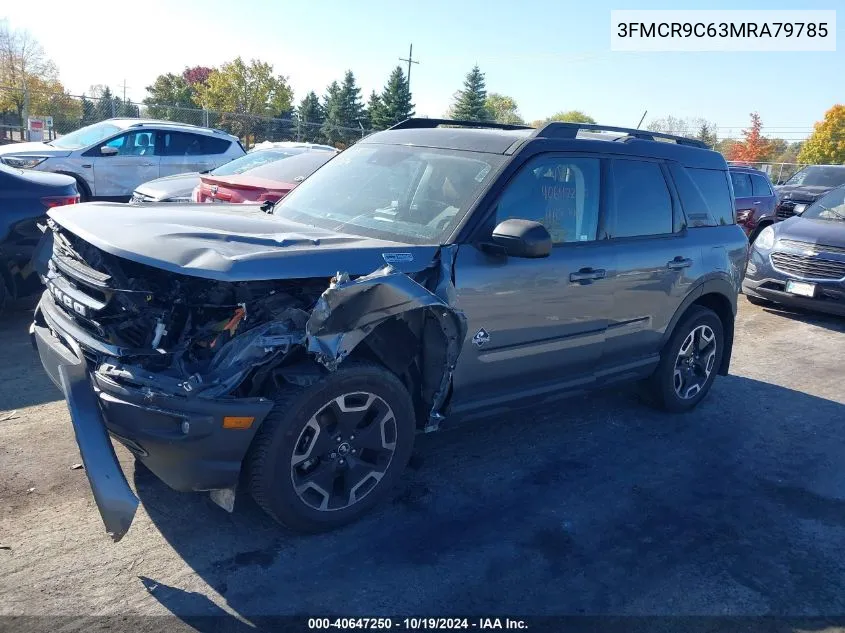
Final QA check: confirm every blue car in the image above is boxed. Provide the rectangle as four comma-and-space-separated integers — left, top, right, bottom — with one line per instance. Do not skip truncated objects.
743, 183, 845, 315
0, 163, 78, 312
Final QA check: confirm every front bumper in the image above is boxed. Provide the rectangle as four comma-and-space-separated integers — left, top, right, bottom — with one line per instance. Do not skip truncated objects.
31, 293, 274, 541
743, 248, 845, 316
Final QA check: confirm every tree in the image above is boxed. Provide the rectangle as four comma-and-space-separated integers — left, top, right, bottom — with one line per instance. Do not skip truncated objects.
547, 110, 596, 124
728, 112, 770, 163
798, 105, 845, 165
182, 66, 212, 88
143, 73, 196, 121
295, 91, 324, 142
372, 66, 414, 129
196, 57, 293, 144
365, 90, 385, 131
320, 81, 343, 146
484, 93, 523, 125
0, 22, 59, 129
450, 65, 491, 121
696, 122, 717, 148
336, 70, 365, 144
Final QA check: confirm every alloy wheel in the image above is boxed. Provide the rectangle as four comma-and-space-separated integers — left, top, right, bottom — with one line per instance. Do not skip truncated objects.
290, 392, 397, 512
672, 324, 718, 400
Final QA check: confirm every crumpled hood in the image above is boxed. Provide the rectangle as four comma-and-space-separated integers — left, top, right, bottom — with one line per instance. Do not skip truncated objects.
0, 141, 71, 158
776, 216, 845, 245
48, 202, 439, 281
775, 185, 834, 203
134, 172, 201, 200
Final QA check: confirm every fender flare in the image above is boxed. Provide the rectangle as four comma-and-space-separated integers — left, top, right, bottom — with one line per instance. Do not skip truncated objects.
662, 276, 737, 376
53, 170, 92, 199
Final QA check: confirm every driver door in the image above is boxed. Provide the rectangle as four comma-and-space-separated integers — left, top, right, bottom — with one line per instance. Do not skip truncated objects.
450, 153, 616, 413
86, 131, 160, 197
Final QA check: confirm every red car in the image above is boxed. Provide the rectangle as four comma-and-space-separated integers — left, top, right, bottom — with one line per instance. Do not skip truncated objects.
195, 148, 336, 204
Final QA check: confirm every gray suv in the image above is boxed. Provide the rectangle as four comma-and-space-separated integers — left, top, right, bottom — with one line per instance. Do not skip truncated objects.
31, 119, 747, 540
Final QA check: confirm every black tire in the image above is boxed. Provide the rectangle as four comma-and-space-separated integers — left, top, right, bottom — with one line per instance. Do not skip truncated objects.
67, 174, 91, 202
246, 362, 416, 533
643, 306, 724, 413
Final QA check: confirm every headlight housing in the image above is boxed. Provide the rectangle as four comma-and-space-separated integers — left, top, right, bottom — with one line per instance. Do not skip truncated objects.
792, 203, 807, 215
736, 209, 752, 223
755, 225, 776, 251
2, 156, 48, 169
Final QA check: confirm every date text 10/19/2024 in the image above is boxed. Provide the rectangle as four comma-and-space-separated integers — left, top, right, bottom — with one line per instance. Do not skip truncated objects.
308, 618, 529, 630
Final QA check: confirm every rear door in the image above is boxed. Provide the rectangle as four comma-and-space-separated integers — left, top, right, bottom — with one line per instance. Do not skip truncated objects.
158, 131, 230, 177
601, 158, 697, 369
451, 152, 616, 410
749, 172, 777, 224
730, 171, 754, 232
87, 131, 160, 197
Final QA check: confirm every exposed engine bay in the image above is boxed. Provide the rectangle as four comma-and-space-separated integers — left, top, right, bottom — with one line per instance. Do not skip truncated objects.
38, 219, 466, 429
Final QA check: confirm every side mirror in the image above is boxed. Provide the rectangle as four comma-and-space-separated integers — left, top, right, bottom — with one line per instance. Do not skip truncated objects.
490, 219, 552, 258
99, 146, 119, 156
775, 179, 785, 186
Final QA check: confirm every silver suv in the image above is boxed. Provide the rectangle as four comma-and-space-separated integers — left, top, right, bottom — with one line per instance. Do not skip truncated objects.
0, 118, 245, 201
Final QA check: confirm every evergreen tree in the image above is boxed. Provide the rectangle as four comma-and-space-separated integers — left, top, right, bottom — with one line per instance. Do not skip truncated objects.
337, 70, 365, 144
365, 90, 384, 131
450, 65, 491, 121
320, 81, 344, 146
94, 86, 117, 121
296, 91, 324, 142
696, 122, 717, 148
79, 96, 96, 126
373, 66, 414, 129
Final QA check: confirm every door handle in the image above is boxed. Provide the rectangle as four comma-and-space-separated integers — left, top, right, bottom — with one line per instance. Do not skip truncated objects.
570, 267, 606, 283
141, 162, 156, 167
667, 257, 693, 270
753, 201, 761, 204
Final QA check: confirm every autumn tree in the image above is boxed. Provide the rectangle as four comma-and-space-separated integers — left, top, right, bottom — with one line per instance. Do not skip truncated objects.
798, 105, 845, 165
196, 57, 293, 144
485, 93, 523, 125
0, 21, 62, 132
728, 112, 770, 163
450, 65, 491, 121
144, 73, 196, 121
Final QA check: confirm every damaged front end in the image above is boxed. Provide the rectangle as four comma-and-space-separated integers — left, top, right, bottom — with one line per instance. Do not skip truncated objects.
32, 219, 466, 541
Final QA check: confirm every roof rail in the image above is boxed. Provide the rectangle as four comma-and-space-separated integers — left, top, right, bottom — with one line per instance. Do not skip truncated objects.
390, 117, 533, 132
128, 120, 231, 135
535, 122, 708, 149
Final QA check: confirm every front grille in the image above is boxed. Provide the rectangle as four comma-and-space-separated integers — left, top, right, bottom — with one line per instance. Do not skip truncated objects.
129, 192, 151, 205
778, 239, 845, 256
776, 201, 797, 220
770, 252, 845, 280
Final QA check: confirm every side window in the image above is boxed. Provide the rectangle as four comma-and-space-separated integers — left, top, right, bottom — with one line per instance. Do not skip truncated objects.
608, 159, 673, 238
730, 172, 753, 197
161, 132, 213, 156
496, 155, 600, 244
103, 131, 155, 156
200, 136, 232, 155
673, 166, 735, 226
750, 173, 773, 196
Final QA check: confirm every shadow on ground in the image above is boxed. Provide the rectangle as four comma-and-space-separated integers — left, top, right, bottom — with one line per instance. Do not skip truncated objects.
133, 374, 845, 620
758, 302, 845, 333
0, 300, 62, 411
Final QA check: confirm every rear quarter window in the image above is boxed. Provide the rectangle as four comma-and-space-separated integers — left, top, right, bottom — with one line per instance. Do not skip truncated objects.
750, 173, 773, 196
669, 164, 735, 227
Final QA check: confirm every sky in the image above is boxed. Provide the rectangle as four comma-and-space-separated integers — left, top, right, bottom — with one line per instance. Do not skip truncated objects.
2, 0, 842, 140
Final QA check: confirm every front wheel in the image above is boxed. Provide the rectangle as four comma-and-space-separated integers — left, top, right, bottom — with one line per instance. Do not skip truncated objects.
246, 362, 416, 533
643, 306, 724, 413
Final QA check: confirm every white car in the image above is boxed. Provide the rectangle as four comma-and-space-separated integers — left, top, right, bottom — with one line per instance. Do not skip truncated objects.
0, 119, 245, 201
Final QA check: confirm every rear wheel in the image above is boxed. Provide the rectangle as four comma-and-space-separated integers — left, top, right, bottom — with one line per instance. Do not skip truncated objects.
643, 306, 724, 413
246, 362, 416, 533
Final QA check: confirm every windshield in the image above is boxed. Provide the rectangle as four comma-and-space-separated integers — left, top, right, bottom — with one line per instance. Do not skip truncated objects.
211, 148, 304, 176
272, 144, 504, 244
783, 166, 845, 188
802, 186, 845, 221
49, 122, 121, 150
236, 150, 333, 182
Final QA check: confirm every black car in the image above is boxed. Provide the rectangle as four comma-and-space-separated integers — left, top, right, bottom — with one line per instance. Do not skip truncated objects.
31, 119, 747, 540
774, 164, 845, 221
0, 164, 78, 312
744, 183, 845, 315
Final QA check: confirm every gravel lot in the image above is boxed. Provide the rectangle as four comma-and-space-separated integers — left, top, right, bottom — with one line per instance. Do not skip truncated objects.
1, 296, 845, 625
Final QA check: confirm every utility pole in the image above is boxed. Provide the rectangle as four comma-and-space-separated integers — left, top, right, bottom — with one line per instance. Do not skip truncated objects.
120, 79, 129, 104
399, 44, 419, 91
